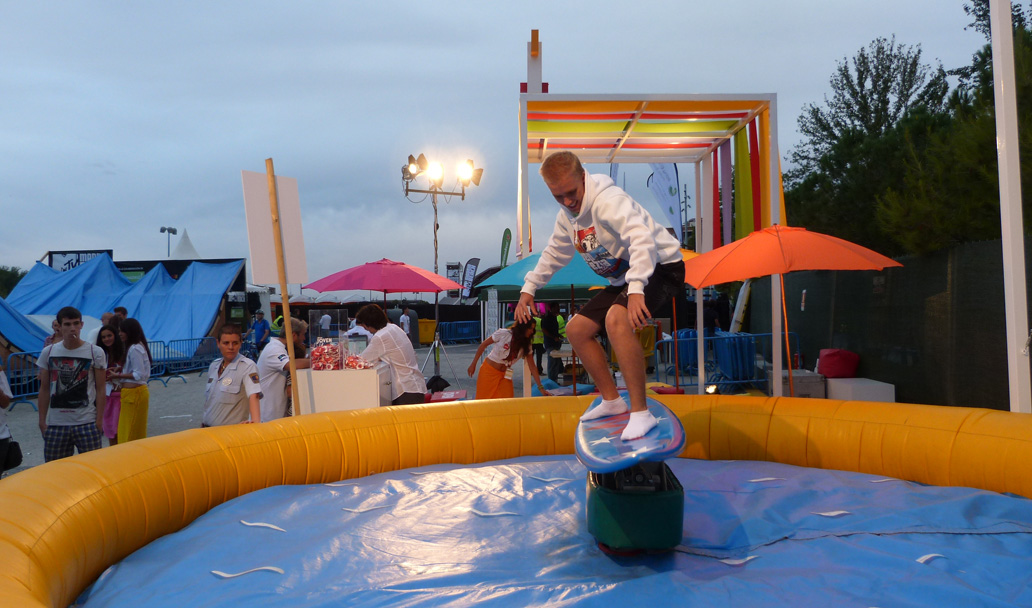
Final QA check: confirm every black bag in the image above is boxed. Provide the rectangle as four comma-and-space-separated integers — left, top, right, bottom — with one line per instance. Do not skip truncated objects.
3, 439, 22, 471
426, 375, 451, 393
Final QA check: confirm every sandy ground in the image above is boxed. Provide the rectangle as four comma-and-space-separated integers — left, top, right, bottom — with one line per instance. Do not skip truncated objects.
3, 342, 503, 478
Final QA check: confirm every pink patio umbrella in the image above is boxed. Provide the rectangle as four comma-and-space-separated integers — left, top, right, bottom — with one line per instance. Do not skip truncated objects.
304, 258, 462, 302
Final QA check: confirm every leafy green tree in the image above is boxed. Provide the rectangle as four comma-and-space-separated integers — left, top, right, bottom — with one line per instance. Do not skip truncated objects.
878, 11, 1032, 254
789, 36, 949, 177
0, 265, 27, 299
785, 37, 951, 255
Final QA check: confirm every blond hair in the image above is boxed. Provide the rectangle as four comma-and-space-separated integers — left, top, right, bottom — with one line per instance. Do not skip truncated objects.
539, 151, 584, 184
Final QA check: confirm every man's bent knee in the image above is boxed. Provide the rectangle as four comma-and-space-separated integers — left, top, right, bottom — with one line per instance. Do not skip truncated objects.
604, 305, 633, 336
565, 316, 596, 345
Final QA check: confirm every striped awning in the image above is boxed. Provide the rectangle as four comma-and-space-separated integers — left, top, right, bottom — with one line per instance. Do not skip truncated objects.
522, 95, 772, 164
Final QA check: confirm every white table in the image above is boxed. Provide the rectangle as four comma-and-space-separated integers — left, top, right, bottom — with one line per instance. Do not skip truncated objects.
295, 364, 391, 415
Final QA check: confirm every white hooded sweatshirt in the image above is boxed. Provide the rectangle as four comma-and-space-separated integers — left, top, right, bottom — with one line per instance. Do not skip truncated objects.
521, 172, 682, 296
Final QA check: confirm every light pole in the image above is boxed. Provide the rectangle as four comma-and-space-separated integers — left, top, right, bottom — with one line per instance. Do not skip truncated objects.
401, 153, 483, 377
159, 226, 178, 257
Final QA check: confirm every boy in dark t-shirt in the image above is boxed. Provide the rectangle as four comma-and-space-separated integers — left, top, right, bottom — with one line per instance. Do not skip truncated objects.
37, 306, 107, 462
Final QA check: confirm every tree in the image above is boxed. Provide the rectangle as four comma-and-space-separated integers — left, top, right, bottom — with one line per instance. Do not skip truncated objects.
789, 36, 949, 178
0, 265, 27, 299
878, 23, 1032, 254
785, 37, 951, 255
961, 0, 1027, 39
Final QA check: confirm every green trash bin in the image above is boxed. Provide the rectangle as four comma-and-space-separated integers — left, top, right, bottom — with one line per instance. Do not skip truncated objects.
418, 319, 437, 346
586, 461, 684, 551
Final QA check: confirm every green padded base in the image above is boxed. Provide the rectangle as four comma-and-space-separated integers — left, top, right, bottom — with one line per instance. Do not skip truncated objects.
586, 461, 684, 550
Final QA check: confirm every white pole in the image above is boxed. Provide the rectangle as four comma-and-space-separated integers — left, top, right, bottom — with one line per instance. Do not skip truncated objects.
767, 98, 784, 397
990, 0, 1032, 413
694, 163, 705, 394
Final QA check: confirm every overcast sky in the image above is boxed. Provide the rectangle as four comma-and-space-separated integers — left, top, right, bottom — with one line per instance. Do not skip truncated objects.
1, 1, 987, 297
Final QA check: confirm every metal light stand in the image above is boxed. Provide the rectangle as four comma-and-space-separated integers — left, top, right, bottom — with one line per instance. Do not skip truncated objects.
421, 327, 459, 381
404, 178, 468, 379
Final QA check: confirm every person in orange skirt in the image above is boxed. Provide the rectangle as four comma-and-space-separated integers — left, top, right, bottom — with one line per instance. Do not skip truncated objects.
467, 319, 550, 399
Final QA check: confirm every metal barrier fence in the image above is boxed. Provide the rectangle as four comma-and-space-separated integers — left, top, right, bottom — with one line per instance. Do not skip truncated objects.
3, 337, 223, 401
653, 331, 799, 393
151, 337, 220, 385
438, 321, 481, 344
4, 351, 42, 411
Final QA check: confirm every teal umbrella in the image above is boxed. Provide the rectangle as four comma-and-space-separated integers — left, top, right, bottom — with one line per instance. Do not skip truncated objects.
478, 253, 607, 289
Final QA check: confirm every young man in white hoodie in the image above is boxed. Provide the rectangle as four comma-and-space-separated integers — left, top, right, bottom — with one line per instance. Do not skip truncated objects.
515, 151, 686, 440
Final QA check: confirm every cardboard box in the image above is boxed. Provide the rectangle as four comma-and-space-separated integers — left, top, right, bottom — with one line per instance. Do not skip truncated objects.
766, 369, 826, 398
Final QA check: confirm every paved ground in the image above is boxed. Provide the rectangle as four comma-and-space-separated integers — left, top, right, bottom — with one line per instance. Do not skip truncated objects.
2, 342, 522, 477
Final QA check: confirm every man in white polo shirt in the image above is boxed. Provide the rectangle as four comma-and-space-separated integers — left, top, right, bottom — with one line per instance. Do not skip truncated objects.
257, 317, 311, 422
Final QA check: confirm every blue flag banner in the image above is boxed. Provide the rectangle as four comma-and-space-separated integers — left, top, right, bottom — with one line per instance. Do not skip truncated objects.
461, 258, 480, 298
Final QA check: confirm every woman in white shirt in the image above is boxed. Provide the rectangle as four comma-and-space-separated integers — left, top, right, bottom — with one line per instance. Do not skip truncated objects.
111, 318, 151, 443
468, 318, 550, 400
356, 304, 427, 405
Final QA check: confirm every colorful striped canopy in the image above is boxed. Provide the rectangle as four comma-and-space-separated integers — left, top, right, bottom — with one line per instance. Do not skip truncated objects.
523, 95, 772, 165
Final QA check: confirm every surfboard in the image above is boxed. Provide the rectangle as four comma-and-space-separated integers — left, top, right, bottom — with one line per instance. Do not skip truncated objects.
574, 393, 686, 473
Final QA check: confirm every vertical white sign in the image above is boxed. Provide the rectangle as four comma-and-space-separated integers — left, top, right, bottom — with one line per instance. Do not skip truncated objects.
486, 289, 500, 337
241, 170, 309, 285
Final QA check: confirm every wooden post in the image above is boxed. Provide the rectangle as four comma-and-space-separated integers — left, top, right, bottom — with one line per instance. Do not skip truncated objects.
265, 158, 301, 414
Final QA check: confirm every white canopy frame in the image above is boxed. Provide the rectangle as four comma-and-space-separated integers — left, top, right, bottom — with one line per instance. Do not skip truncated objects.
517, 33, 785, 396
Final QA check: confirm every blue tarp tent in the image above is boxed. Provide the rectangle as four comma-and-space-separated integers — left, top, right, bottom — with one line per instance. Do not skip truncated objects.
0, 297, 49, 353
1, 254, 243, 351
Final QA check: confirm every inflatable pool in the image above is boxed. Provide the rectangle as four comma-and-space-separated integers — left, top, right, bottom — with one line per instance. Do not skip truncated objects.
2, 394, 1031, 607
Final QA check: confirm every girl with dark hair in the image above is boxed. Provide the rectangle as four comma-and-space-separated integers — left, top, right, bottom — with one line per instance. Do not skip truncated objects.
97, 324, 125, 446
468, 318, 550, 400
111, 318, 151, 443
355, 304, 428, 405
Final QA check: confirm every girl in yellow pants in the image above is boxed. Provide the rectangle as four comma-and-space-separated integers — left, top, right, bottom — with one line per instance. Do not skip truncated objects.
112, 318, 152, 442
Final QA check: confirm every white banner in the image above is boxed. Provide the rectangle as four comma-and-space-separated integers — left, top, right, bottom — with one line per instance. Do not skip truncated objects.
648, 163, 682, 242
241, 170, 309, 285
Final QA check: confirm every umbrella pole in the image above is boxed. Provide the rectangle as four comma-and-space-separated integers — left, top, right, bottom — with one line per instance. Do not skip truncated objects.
780, 274, 795, 397
671, 296, 680, 390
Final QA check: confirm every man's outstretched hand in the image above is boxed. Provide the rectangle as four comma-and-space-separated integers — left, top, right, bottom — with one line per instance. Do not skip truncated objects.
515, 293, 535, 323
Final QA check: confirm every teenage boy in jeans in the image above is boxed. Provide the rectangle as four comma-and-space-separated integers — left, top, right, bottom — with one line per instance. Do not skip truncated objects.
37, 306, 107, 461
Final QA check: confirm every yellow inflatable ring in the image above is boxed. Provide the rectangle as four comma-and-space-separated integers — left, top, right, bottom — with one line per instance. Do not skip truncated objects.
2, 394, 1031, 607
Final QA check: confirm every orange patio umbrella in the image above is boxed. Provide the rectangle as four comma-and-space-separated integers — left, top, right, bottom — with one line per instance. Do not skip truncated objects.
682, 225, 901, 395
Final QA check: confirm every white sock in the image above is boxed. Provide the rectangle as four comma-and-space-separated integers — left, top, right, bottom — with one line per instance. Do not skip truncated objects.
579, 396, 629, 421
621, 410, 658, 440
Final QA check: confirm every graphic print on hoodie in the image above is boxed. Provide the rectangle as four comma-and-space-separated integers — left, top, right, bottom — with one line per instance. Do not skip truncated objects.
576, 226, 628, 278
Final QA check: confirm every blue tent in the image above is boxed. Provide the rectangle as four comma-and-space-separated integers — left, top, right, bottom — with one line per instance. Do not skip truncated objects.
1, 254, 243, 350
0, 297, 49, 352
478, 253, 607, 289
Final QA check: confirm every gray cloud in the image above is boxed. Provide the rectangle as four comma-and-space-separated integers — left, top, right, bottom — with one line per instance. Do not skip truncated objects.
0, 1, 983, 290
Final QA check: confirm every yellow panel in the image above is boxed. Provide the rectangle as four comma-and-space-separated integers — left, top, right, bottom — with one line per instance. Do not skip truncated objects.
633, 121, 737, 134
758, 109, 772, 226
4, 395, 1032, 607
528, 120, 628, 133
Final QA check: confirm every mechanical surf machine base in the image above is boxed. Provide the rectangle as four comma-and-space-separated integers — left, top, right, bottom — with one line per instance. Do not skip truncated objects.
575, 394, 687, 552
